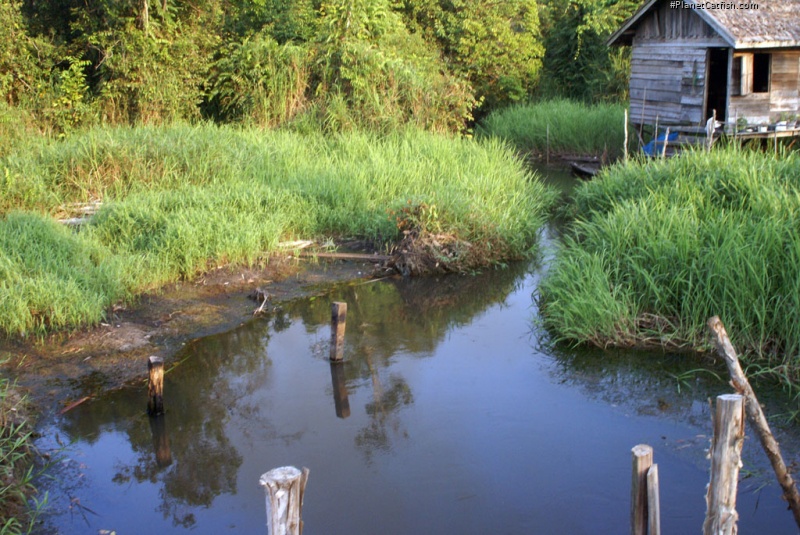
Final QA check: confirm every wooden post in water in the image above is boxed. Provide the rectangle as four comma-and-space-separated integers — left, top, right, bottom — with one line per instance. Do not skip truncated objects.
703, 394, 745, 535
147, 356, 164, 416
708, 316, 800, 528
330, 302, 347, 362
631, 444, 653, 535
260, 466, 309, 535
647, 464, 661, 535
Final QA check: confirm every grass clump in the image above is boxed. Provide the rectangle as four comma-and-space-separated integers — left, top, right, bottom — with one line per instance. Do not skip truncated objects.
0, 370, 42, 534
476, 99, 628, 159
540, 146, 800, 383
0, 124, 555, 337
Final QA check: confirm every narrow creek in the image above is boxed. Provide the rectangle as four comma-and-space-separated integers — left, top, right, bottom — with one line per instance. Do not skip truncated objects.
35, 167, 800, 534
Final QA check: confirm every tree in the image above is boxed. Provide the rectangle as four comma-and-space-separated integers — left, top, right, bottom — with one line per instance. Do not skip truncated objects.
538, 0, 637, 102
400, 0, 545, 114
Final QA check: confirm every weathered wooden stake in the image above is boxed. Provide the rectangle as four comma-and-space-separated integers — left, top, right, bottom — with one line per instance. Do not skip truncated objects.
329, 362, 351, 419
708, 316, 800, 529
631, 444, 653, 535
260, 466, 310, 535
647, 464, 661, 535
703, 394, 745, 535
329, 302, 347, 362
147, 356, 164, 416
661, 127, 670, 159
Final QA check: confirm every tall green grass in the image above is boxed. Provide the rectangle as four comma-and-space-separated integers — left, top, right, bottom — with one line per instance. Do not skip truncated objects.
0, 124, 555, 336
476, 99, 628, 158
540, 146, 800, 383
0, 371, 42, 535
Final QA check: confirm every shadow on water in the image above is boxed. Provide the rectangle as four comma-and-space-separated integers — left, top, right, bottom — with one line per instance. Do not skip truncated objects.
34, 165, 800, 534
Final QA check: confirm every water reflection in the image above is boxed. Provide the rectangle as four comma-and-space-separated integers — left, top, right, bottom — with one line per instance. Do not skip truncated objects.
38, 258, 799, 534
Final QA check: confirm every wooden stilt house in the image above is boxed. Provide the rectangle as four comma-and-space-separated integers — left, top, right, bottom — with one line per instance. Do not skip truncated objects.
608, 0, 800, 135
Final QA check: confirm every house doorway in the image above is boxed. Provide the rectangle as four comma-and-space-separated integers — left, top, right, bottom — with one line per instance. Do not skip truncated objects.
706, 48, 729, 121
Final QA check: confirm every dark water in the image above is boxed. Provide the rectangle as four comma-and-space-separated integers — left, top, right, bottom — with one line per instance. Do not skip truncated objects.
35, 167, 800, 534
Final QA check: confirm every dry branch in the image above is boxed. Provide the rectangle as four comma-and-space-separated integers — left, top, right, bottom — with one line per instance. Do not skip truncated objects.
707, 316, 800, 529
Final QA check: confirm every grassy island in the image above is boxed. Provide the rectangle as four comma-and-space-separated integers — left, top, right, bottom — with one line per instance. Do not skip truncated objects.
540, 146, 800, 387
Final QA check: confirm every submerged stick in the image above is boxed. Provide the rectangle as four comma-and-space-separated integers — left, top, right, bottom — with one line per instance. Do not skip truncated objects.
707, 316, 800, 528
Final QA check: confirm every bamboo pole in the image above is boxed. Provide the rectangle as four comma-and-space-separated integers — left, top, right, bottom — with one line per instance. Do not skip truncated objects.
624, 109, 629, 163
147, 356, 164, 416
260, 466, 310, 535
631, 444, 653, 535
647, 464, 661, 535
703, 394, 745, 535
546, 123, 550, 167
330, 302, 347, 361
707, 316, 800, 529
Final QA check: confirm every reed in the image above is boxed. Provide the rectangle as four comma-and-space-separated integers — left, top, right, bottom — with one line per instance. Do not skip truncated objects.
476, 99, 628, 158
0, 124, 555, 336
540, 146, 800, 385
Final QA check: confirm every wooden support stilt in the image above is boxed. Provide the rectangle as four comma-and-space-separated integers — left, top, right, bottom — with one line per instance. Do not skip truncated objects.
330, 302, 347, 362
147, 356, 164, 416
703, 394, 745, 535
708, 316, 800, 529
631, 444, 653, 535
260, 466, 310, 535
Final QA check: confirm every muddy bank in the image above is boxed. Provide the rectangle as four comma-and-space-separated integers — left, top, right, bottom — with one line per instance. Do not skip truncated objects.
1, 256, 378, 415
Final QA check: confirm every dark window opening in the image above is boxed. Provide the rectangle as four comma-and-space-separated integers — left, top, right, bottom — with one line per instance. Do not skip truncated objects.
753, 53, 770, 93
731, 56, 742, 96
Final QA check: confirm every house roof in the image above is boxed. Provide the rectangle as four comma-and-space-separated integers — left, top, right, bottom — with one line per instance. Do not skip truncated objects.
608, 0, 800, 49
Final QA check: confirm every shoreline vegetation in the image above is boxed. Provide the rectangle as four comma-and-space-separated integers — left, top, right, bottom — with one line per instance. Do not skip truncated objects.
477, 99, 628, 160
539, 145, 800, 392
0, 124, 556, 339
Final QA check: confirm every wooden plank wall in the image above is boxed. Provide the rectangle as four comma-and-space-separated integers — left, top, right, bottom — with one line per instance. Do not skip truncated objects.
629, 6, 726, 126
730, 51, 800, 124
629, 44, 713, 125
635, 2, 718, 40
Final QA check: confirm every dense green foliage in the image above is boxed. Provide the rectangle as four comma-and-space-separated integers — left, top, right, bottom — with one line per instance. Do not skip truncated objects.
0, 0, 635, 140
0, 124, 555, 336
540, 147, 800, 384
538, 0, 637, 102
477, 99, 628, 158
